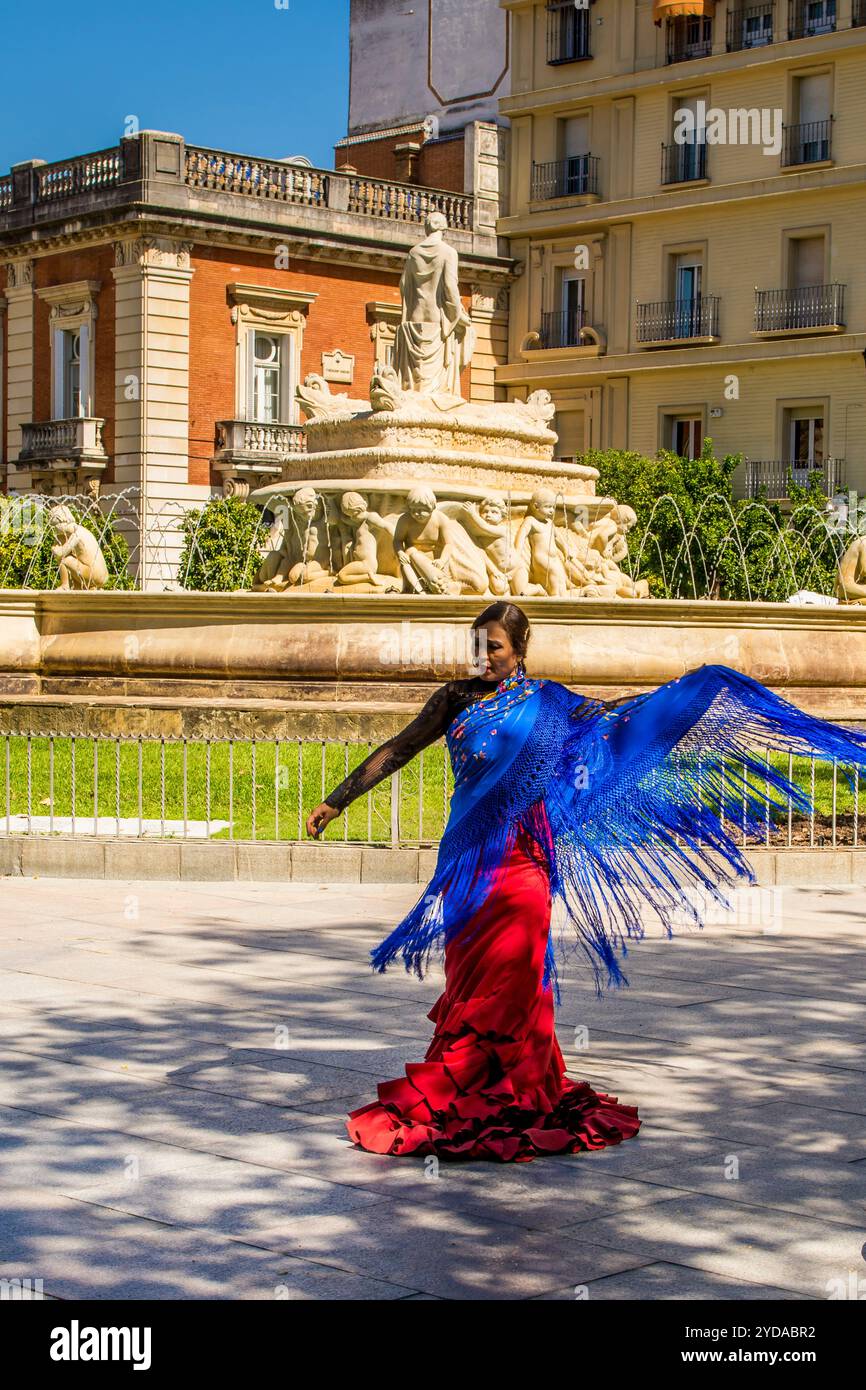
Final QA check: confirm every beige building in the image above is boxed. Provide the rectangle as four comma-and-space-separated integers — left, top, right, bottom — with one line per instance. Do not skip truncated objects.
498, 0, 866, 498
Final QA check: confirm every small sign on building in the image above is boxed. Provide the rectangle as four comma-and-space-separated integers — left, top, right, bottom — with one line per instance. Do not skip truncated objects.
322, 349, 355, 384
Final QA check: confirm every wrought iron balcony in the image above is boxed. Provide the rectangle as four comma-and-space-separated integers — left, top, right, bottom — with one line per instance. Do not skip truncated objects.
661, 140, 708, 184
666, 16, 713, 63
781, 118, 833, 166
636, 295, 720, 345
215, 420, 307, 470
19, 418, 108, 467
788, 0, 836, 39
754, 283, 845, 333
546, 0, 592, 63
538, 309, 587, 349
740, 458, 845, 499
531, 155, 600, 201
726, 3, 776, 50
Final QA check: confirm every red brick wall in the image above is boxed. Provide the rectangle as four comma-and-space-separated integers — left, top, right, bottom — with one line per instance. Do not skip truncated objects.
336, 132, 467, 192
188, 247, 403, 488
32, 246, 117, 484
420, 137, 466, 192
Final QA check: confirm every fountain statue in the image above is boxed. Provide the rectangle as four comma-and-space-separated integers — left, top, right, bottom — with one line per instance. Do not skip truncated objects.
835, 534, 866, 604
394, 211, 476, 399
48, 505, 109, 591
249, 220, 645, 600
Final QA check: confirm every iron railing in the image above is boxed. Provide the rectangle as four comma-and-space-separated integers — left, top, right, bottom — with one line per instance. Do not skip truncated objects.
781, 118, 833, 165
661, 140, 708, 183
1, 729, 863, 851
666, 15, 714, 62
741, 458, 846, 498
636, 295, 720, 343
531, 155, 600, 201
546, 0, 592, 63
788, 0, 836, 39
754, 283, 845, 332
539, 308, 586, 349
727, 3, 776, 49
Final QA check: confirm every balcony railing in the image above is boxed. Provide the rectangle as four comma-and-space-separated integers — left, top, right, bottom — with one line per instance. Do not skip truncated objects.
781, 118, 833, 165
726, 3, 776, 50
636, 295, 720, 344
788, 0, 836, 39
666, 16, 713, 62
215, 420, 307, 465
0, 137, 478, 235
345, 174, 473, 229
741, 458, 846, 499
854, 0, 866, 25
661, 140, 708, 184
18, 418, 108, 466
184, 147, 329, 205
539, 309, 587, 349
546, 0, 592, 63
754, 283, 845, 332
531, 155, 600, 201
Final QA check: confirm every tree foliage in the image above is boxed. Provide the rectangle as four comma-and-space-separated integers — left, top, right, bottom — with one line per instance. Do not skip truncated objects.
586, 441, 842, 601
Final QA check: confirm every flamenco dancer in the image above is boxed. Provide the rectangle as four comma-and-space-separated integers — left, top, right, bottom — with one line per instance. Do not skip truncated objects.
306, 601, 866, 1163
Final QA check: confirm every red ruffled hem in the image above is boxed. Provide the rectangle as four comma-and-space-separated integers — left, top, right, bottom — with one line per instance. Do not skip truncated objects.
345, 1075, 641, 1163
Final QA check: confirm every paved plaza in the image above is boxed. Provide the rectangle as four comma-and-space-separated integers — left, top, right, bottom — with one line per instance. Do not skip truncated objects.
1, 874, 865, 1301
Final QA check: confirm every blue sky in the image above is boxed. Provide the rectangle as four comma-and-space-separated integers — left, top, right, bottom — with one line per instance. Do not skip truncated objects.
1, 0, 351, 173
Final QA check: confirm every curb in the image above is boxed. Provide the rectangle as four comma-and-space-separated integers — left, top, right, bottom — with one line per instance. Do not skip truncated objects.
2, 836, 866, 886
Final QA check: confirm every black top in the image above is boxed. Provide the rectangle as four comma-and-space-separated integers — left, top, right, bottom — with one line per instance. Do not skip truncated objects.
322, 677, 637, 814
323, 677, 496, 812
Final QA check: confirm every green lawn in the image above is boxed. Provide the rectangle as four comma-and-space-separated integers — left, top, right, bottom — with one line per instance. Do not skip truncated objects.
0, 737, 859, 843
0, 736, 452, 843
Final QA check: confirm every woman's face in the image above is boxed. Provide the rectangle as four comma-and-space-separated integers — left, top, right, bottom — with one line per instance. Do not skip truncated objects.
473, 620, 520, 682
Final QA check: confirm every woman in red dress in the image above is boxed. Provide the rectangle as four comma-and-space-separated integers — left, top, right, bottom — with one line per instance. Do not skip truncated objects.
307, 601, 866, 1163
306, 602, 641, 1161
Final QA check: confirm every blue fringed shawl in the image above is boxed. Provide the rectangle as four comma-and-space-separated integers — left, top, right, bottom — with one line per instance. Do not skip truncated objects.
369, 664, 866, 1002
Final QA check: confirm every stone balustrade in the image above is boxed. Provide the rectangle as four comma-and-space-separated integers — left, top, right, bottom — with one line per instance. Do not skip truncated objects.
184, 148, 329, 206
19, 418, 108, 465
0, 134, 483, 240
36, 148, 123, 202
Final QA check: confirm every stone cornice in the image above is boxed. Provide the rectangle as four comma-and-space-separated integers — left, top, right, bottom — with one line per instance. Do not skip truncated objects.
5, 590, 866, 632
0, 217, 515, 284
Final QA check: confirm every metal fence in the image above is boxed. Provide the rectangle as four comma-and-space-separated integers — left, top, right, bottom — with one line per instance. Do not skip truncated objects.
1, 730, 863, 851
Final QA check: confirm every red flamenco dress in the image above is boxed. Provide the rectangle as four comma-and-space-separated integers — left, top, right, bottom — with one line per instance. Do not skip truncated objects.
345, 805, 641, 1162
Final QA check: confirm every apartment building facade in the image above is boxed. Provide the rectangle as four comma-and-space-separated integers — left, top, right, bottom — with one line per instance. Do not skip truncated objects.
499, 0, 866, 498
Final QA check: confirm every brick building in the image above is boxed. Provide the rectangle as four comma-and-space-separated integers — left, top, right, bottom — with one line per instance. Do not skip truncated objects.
0, 128, 510, 585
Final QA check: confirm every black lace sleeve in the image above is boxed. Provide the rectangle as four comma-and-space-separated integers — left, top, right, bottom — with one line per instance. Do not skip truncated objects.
324, 684, 457, 812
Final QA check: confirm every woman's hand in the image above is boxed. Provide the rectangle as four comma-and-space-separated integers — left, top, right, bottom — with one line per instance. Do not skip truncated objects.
305, 801, 341, 839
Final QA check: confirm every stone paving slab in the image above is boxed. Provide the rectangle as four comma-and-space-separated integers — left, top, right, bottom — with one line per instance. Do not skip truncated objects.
558, 1192, 866, 1300
0, 1187, 419, 1301
2, 876, 866, 1299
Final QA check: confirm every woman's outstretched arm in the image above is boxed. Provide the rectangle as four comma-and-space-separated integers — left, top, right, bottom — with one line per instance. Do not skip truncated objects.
305, 684, 455, 838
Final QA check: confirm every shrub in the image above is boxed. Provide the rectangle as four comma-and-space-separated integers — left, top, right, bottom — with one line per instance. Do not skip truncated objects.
176, 495, 270, 591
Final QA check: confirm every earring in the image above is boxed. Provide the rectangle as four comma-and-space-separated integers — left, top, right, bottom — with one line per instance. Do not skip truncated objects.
516, 658, 526, 678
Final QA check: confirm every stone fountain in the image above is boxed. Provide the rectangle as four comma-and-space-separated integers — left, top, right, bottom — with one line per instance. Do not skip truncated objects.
5, 215, 866, 729
248, 212, 646, 602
